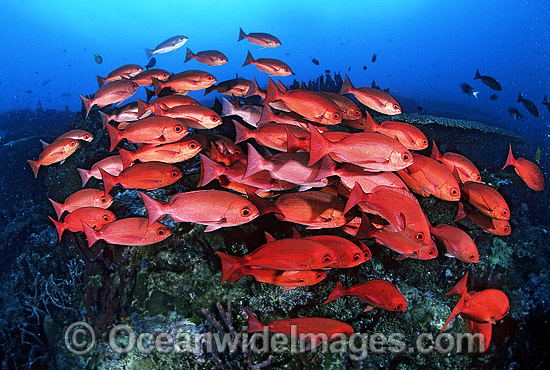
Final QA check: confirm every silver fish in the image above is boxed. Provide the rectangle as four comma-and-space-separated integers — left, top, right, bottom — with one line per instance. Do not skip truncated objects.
145, 36, 188, 59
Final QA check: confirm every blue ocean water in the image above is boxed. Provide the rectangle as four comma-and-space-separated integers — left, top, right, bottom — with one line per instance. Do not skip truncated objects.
1, 0, 548, 136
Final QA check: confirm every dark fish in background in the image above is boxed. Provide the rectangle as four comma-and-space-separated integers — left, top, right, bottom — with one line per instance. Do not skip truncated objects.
417, 106, 424, 111
145, 58, 156, 70
42, 79, 52, 87
517, 93, 539, 117
26, 90, 32, 94
490, 94, 498, 101
542, 94, 550, 112
61, 93, 71, 97
507, 107, 524, 120
372, 53, 377, 62
363, 66, 367, 70
63, 49, 67, 52
311, 58, 319, 65
474, 69, 502, 91
93, 54, 103, 64
325, 70, 331, 74
460, 83, 479, 99
348, 67, 351, 71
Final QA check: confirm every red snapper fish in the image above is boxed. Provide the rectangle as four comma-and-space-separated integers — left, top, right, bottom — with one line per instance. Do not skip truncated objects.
77, 155, 123, 187
139, 190, 259, 231
152, 70, 216, 95
28, 138, 80, 178
246, 310, 353, 349
82, 217, 171, 247
205, 78, 251, 97
151, 104, 222, 129
441, 273, 509, 334
308, 124, 413, 171
137, 95, 200, 117
80, 79, 139, 117
243, 51, 293, 76
324, 280, 407, 312
41, 130, 93, 147
185, 48, 228, 66
455, 204, 511, 236
339, 75, 401, 115
100, 162, 182, 194
263, 78, 342, 125
228, 267, 326, 289
314, 91, 362, 121
459, 181, 510, 220
98, 102, 151, 128
217, 238, 338, 283
131, 69, 171, 86
431, 141, 481, 183
502, 144, 545, 191
106, 117, 188, 151
397, 153, 461, 201
233, 120, 309, 152
49, 207, 116, 241
430, 223, 479, 263
96, 64, 143, 87
49, 189, 113, 220
363, 113, 428, 150
118, 138, 202, 167
238, 28, 281, 47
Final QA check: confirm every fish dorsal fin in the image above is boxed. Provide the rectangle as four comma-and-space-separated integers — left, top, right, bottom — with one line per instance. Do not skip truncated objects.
264, 231, 276, 243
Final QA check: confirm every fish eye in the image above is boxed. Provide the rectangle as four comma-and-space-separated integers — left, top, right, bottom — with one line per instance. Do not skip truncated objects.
354, 110, 361, 116
476, 175, 481, 182
504, 226, 510, 232
502, 209, 509, 216
393, 104, 399, 110
451, 189, 458, 196
207, 75, 214, 80
411, 251, 418, 256
416, 232, 424, 241
83, 134, 91, 140
395, 304, 404, 310
211, 116, 219, 122
333, 113, 340, 120
422, 139, 428, 145
241, 207, 251, 217
103, 215, 110, 222
189, 142, 197, 149
234, 150, 241, 155
353, 253, 361, 261
402, 153, 410, 161
171, 170, 180, 177
179, 37, 185, 41
69, 140, 77, 147
163, 73, 169, 78
174, 125, 183, 132
428, 249, 434, 255
100, 196, 108, 203
469, 254, 476, 260
132, 82, 138, 89
322, 254, 332, 263
157, 228, 166, 236
316, 272, 323, 279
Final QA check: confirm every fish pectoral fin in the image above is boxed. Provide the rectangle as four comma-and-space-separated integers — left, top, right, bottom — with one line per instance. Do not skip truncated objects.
362, 157, 390, 164
363, 305, 375, 312
444, 253, 455, 258
396, 255, 408, 260
306, 226, 322, 230
397, 212, 407, 230
283, 286, 296, 291
204, 225, 221, 232
281, 270, 301, 276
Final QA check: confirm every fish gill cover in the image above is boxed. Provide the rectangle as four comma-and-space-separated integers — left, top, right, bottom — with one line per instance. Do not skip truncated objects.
0, 1, 549, 369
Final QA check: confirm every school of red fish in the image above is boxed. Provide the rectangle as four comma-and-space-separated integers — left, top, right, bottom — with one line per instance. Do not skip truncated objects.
28, 28, 545, 351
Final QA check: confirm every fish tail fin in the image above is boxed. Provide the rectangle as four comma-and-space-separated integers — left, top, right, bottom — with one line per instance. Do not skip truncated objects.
27, 159, 40, 178
238, 27, 247, 42
245, 76, 262, 98
81, 221, 101, 248
314, 155, 337, 181
233, 120, 251, 144
363, 111, 378, 132
77, 168, 91, 187
198, 153, 224, 186
245, 309, 266, 333
152, 77, 164, 97
517, 93, 523, 103
152, 102, 167, 116
473, 91, 479, 99
263, 78, 282, 106
339, 75, 355, 95
220, 98, 235, 117
284, 126, 302, 153
204, 84, 217, 96
145, 87, 155, 102
48, 216, 65, 241
441, 273, 469, 332
137, 99, 150, 118
307, 124, 332, 166
344, 182, 367, 214
96, 75, 106, 88
118, 148, 135, 169
324, 281, 346, 304
145, 48, 154, 60
48, 198, 65, 220
79, 95, 93, 118
227, 268, 246, 284
474, 69, 481, 80
242, 50, 255, 67
40, 139, 49, 150
105, 122, 123, 152
258, 105, 277, 126
454, 201, 467, 221
99, 111, 111, 129
184, 48, 195, 63
502, 143, 516, 170
431, 140, 443, 161
99, 167, 118, 195
217, 251, 244, 284
356, 213, 377, 239
291, 227, 303, 238
245, 189, 278, 216
139, 191, 168, 226
243, 143, 269, 179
